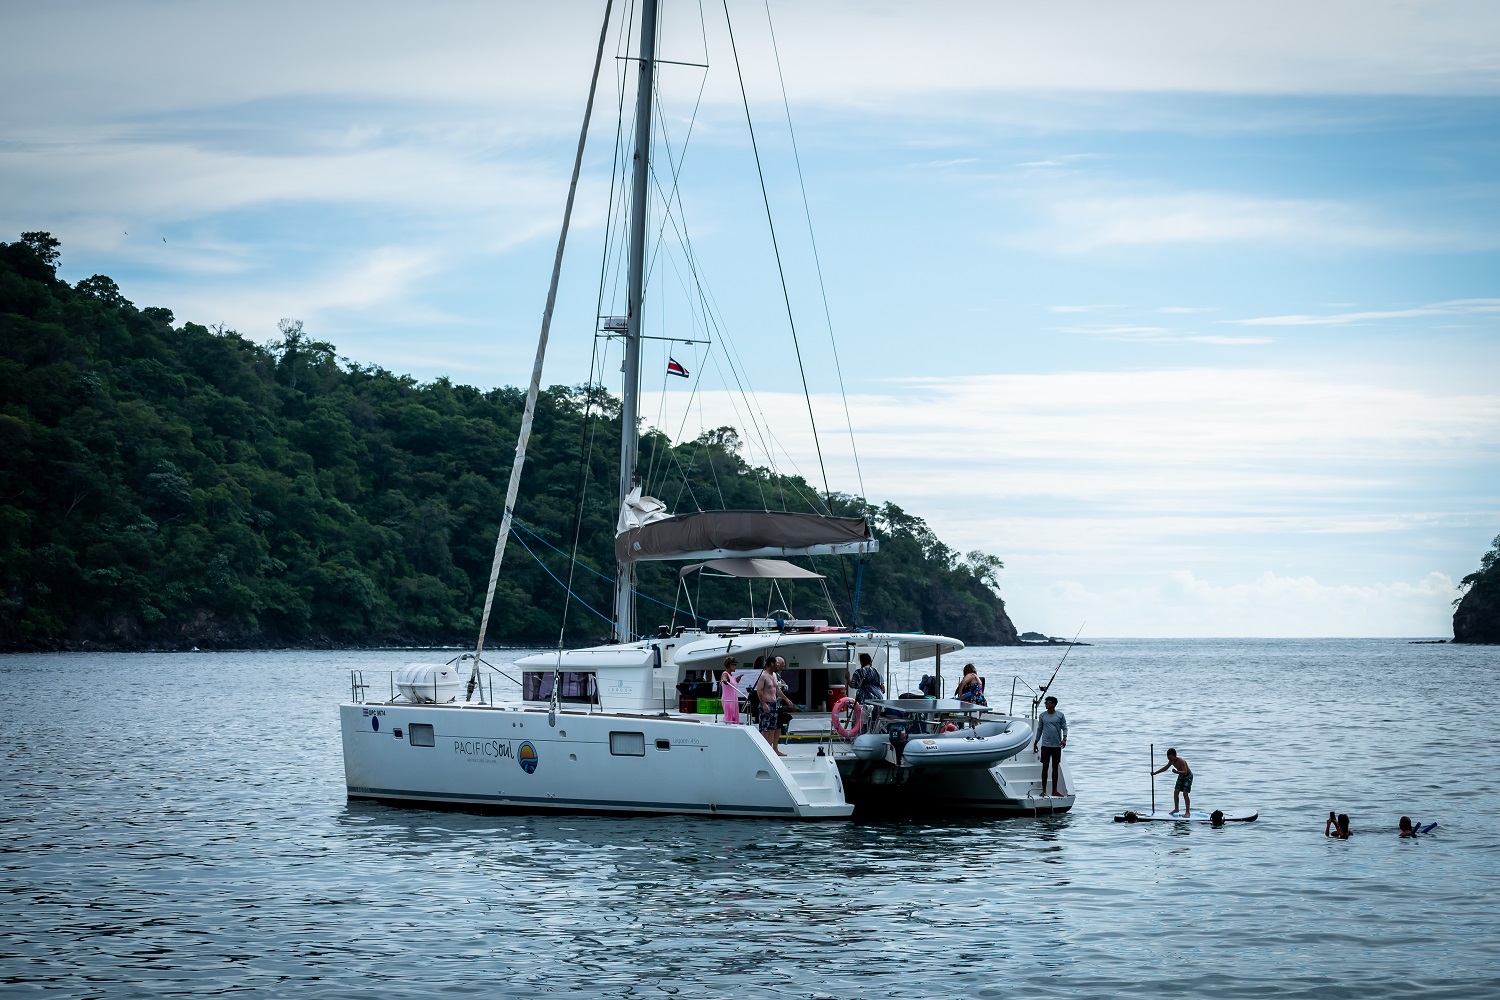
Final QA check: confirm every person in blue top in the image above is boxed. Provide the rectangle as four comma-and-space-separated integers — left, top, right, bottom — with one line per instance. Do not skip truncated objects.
1032, 695, 1068, 797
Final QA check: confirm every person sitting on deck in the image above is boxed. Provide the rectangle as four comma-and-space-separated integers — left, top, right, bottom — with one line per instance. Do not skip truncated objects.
954, 663, 987, 706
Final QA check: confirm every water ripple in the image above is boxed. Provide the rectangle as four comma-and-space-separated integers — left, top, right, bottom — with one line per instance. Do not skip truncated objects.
1, 640, 1496, 997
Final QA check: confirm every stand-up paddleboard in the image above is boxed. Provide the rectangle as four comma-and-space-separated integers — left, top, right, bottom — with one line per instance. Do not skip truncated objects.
1114, 809, 1258, 823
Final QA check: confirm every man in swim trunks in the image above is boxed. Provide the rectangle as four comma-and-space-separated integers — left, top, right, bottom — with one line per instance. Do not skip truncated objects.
1032, 695, 1067, 797
755, 658, 792, 756
1153, 748, 1193, 816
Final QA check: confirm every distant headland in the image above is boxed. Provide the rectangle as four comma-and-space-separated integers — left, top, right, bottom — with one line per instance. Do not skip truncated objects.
1453, 534, 1500, 644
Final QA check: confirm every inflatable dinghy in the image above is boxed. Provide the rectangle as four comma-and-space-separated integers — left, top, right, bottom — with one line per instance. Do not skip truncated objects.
853, 720, 1032, 767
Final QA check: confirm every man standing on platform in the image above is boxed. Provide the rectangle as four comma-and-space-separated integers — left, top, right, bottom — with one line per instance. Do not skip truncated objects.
1032, 695, 1068, 797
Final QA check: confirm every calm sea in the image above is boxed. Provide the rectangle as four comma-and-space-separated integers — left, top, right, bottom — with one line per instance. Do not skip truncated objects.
2, 639, 1496, 998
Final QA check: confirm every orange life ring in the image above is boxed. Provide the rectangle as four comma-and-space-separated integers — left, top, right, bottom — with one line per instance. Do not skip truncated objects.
831, 696, 862, 737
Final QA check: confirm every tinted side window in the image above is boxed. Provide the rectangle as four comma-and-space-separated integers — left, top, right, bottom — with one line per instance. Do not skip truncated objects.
609, 731, 645, 756
408, 723, 436, 747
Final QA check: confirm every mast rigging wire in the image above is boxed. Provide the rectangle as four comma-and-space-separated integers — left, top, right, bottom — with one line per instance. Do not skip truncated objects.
761, 0, 864, 501
721, 0, 834, 510
468, 0, 614, 696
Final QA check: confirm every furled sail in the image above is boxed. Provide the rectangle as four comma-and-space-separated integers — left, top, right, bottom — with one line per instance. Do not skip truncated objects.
616, 503, 877, 563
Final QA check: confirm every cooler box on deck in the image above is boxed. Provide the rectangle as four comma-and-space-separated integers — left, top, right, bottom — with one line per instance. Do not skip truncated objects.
827, 685, 848, 709
697, 698, 722, 715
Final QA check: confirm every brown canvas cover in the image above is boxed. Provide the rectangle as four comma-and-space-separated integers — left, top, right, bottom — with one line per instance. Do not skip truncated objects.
616, 510, 871, 563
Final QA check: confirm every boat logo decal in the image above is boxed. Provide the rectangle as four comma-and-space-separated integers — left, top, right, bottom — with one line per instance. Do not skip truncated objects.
517, 741, 539, 774
371, 716, 379, 732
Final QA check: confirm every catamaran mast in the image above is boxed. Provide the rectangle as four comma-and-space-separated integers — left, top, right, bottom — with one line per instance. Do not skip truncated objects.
615, 0, 658, 643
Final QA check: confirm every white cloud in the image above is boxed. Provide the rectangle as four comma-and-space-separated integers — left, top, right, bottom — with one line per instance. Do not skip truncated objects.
1059, 323, 1272, 344
1006, 570, 1459, 638
1232, 298, 1500, 326
1034, 191, 1479, 253
638, 369, 1499, 635
0, 128, 579, 245
644, 368, 1500, 513
3, 0, 1499, 142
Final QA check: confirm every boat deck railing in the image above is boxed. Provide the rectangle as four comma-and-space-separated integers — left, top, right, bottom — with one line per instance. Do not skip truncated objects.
1007, 675, 1042, 718
347, 668, 499, 707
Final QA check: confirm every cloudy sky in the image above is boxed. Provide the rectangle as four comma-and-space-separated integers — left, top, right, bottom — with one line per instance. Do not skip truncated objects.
4, 0, 1497, 637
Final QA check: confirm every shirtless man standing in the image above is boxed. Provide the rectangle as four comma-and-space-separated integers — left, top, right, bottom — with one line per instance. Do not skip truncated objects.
1152, 748, 1193, 816
755, 657, 795, 756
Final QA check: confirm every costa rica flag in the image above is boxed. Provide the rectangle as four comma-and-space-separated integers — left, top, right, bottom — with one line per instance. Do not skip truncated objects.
666, 357, 690, 378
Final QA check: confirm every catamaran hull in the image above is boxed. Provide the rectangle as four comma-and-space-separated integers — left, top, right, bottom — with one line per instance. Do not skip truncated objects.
340, 703, 852, 819
836, 748, 1075, 816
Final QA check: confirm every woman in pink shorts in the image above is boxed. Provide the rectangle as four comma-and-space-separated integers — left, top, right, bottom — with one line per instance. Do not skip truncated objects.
719, 656, 742, 725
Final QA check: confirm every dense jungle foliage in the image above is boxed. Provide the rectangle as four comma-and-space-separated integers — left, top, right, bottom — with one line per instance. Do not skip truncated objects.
1453, 534, 1500, 644
0, 233, 1018, 650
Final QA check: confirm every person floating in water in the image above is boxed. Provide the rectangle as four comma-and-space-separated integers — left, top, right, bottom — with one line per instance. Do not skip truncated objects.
1152, 748, 1193, 816
1325, 813, 1352, 839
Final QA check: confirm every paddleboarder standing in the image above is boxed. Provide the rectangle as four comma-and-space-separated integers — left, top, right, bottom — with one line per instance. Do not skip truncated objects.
1032, 695, 1068, 797
1153, 748, 1193, 816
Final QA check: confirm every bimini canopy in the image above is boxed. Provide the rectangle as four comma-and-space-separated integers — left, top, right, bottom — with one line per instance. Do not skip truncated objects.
616, 508, 878, 563
679, 558, 825, 580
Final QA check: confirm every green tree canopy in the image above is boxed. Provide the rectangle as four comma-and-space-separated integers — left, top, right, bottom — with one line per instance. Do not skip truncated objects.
0, 233, 1017, 650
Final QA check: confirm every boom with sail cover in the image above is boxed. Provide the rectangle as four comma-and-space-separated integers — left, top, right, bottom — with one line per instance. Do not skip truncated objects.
616, 508, 876, 562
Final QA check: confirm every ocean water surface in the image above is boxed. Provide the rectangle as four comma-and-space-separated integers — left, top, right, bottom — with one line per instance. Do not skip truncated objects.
2, 639, 1497, 998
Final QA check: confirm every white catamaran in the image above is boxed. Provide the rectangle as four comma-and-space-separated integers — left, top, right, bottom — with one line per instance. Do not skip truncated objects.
340, 0, 1074, 819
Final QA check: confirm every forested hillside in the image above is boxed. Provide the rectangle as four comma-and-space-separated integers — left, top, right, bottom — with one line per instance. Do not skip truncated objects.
1453, 534, 1500, 644
0, 233, 1018, 650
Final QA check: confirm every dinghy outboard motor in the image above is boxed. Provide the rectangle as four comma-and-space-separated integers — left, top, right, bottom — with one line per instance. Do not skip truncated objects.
889, 725, 910, 765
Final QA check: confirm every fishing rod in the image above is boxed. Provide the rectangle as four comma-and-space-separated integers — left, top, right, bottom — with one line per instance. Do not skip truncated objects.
1033, 621, 1085, 713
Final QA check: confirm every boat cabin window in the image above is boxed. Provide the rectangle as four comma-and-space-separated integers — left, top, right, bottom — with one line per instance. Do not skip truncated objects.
823, 645, 853, 664
523, 670, 598, 703
609, 732, 646, 756
407, 723, 436, 747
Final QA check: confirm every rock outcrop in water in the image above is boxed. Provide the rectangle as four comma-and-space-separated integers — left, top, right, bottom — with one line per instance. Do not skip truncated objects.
1453, 534, 1500, 644
0, 233, 1019, 651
